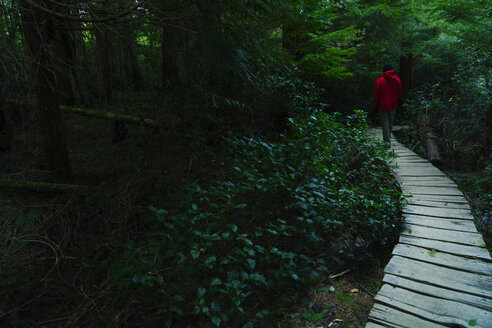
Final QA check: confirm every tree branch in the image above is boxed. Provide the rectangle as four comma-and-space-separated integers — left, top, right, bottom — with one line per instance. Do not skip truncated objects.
23, 0, 143, 23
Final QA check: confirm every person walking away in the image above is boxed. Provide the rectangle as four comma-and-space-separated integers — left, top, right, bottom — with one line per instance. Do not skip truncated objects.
372, 63, 403, 144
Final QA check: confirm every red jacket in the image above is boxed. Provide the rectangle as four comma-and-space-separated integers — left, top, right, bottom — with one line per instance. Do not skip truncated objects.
372, 70, 403, 110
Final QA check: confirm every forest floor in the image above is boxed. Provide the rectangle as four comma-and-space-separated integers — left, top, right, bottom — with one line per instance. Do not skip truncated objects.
278, 250, 391, 328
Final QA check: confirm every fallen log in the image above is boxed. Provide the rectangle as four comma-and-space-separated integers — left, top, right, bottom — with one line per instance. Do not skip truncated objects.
0, 179, 86, 192
60, 105, 160, 128
6, 99, 162, 128
424, 132, 442, 166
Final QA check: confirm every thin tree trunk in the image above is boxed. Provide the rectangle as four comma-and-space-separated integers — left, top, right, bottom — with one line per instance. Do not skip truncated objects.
487, 104, 492, 154
53, 28, 77, 105
96, 25, 113, 104
399, 53, 413, 98
19, 0, 72, 177
162, 25, 180, 86
129, 38, 143, 91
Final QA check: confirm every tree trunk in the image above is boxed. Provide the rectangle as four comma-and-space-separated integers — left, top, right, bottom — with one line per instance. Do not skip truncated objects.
129, 38, 144, 91
162, 25, 181, 87
0, 102, 13, 150
122, 15, 144, 91
487, 104, 492, 155
424, 132, 442, 166
53, 28, 77, 105
95, 19, 114, 104
19, 0, 72, 177
399, 53, 413, 99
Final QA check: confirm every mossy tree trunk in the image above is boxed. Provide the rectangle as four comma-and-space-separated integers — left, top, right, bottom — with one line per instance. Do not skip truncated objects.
19, 0, 72, 177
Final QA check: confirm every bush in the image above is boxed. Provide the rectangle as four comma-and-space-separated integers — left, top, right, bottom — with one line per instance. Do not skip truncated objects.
109, 111, 403, 327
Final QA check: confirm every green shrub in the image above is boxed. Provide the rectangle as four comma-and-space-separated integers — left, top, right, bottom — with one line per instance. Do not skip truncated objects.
110, 111, 403, 327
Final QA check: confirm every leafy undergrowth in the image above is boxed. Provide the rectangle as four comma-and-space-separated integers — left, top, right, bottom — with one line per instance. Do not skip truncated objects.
107, 111, 403, 327
0, 110, 403, 327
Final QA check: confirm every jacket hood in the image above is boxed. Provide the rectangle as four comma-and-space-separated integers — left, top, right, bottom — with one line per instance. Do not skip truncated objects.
383, 70, 398, 80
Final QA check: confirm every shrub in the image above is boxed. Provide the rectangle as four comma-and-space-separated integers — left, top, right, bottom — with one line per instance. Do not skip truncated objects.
110, 110, 403, 327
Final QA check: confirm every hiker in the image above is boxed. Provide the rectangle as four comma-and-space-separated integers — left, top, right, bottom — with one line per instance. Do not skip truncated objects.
372, 63, 403, 143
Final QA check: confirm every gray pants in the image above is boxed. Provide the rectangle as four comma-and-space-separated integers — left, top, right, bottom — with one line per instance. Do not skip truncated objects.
378, 109, 396, 143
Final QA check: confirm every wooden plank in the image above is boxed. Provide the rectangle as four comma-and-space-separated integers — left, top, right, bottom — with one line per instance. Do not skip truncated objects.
399, 178, 456, 185
395, 161, 428, 166
396, 160, 429, 164
396, 166, 443, 172
406, 200, 470, 210
403, 205, 473, 220
402, 224, 485, 247
404, 214, 478, 233
369, 303, 446, 328
400, 181, 458, 187
384, 256, 492, 298
406, 194, 468, 203
396, 162, 433, 167
376, 285, 492, 328
392, 244, 491, 275
396, 154, 424, 159
397, 176, 454, 182
399, 180, 455, 186
383, 274, 492, 311
395, 151, 419, 156
402, 183, 457, 188
399, 235, 491, 260
364, 322, 386, 328
402, 186, 463, 196
397, 171, 447, 177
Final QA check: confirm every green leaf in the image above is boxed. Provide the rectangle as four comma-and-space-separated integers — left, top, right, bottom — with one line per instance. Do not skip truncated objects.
468, 319, 477, 326
428, 249, 437, 257
211, 316, 221, 327
197, 287, 206, 298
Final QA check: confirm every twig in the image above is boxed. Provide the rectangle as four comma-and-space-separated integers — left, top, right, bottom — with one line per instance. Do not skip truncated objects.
329, 269, 351, 279
0, 291, 47, 319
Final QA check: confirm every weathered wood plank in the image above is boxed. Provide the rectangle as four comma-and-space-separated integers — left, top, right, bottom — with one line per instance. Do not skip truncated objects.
406, 194, 469, 204
396, 154, 425, 159
399, 179, 456, 185
392, 244, 491, 275
369, 303, 446, 328
396, 161, 429, 165
376, 285, 492, 328
397, 176, 454, 182
383, 274, 492, 311
403, 205, 473, 220
385, 256, 492, 298
396, 162, 433, 167
402, 224, 485, 247
395, 151, 419, 157
399, 235, 491, 260
402, 186, 463, 196
396, 168, 444, 174
364, 322, 386, 328
399, 178, 455, 184
404, 214, 478, 233
406, 200, 470, 210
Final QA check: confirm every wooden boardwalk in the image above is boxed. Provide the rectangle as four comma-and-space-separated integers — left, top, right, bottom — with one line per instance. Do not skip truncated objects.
366, 130, 492, 328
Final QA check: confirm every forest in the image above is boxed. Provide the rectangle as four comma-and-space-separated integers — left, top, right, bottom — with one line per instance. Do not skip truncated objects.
0, 0, 490, 327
